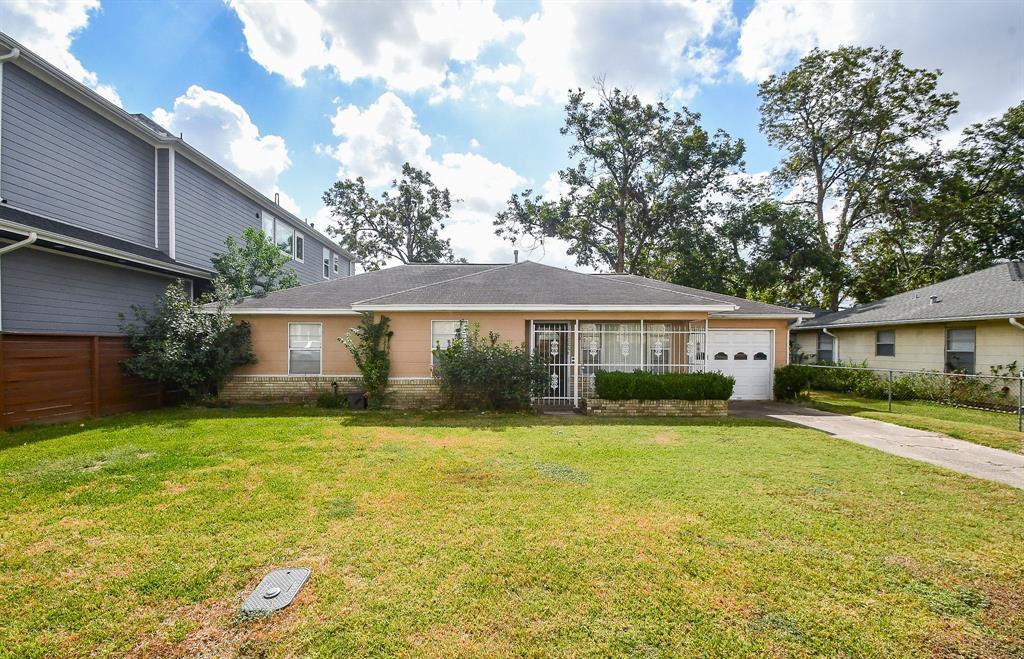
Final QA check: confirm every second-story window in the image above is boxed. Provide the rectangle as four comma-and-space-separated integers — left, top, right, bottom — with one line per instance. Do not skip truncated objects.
333, 254, 340, 274
275, 222, 294, 257
295, 234, 304, 262
322, 247, 330, 278
261, 213, 274, 239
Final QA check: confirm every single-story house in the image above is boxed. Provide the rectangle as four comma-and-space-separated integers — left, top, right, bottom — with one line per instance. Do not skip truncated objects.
793, 262, 1024, 374
217, 261, 811, 407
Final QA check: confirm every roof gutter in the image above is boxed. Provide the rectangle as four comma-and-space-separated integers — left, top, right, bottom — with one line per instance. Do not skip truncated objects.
0, 231, 36, 255
802, 313, 1024, 330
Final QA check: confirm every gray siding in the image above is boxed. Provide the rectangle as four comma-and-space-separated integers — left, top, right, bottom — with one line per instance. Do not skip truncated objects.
1, 247, 176, 334
156, 149, 170, 254
173, 153, 350, 284
173, 153, 261, 269
0, 63, 155, 246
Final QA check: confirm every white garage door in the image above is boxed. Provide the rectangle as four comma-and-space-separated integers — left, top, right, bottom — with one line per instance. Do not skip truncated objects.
706, 330, 773, 400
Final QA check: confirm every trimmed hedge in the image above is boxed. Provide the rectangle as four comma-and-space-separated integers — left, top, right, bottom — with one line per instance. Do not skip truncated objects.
594, 370, 735, 401
773, 364, 812, 400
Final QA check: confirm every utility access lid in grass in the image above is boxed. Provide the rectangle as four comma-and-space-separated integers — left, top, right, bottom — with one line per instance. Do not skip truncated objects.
241, 568, 310, 614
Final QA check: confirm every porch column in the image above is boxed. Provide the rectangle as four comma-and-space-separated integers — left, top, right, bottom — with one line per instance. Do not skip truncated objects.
573, 320, 579, 407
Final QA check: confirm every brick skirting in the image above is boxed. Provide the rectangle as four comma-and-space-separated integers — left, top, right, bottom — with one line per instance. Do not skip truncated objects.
218, 375, 442, 409
583, 398, 728, 417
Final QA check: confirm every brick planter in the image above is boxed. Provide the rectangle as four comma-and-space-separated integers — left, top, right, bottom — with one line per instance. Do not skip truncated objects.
583, 398, 728, 417
218, 375, 442, 409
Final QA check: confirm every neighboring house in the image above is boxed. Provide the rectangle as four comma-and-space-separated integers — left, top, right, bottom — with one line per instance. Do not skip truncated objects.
215, 261, 811, 405
0, 32, 355, 335
793, 262, 1024, 374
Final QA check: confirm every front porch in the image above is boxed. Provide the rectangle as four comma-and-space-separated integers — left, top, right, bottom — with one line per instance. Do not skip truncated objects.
529, 319, 709, 407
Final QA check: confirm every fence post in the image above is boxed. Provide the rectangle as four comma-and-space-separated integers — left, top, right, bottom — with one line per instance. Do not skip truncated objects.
91, 336, 101, 418
888, 369, 893, 413
1018, 370, 1022, 433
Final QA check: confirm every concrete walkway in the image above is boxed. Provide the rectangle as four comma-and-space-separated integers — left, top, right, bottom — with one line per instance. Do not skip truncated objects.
731, 401, 1024, 490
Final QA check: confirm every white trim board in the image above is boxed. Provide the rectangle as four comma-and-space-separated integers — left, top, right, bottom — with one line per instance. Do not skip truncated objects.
0, 218, 211, 277
352, 304, 738, 312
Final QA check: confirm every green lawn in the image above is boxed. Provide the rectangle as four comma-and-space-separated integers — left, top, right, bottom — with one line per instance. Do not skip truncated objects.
1, 407, 1023, 657
807, 391, 1024, 454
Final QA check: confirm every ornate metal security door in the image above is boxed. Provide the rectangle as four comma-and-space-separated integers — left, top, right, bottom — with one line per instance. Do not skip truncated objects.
531, 321, 575, 406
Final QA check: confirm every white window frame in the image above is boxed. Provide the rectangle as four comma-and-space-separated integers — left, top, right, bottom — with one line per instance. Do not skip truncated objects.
333, 253, 340, 274
430, 319, 468, 364
294, 233, 304, 262
875, 330, 896, 357
945, 327, 976, 373
323, 247, 331, 279
261, 213, 275, 239
287, 322, 323, 375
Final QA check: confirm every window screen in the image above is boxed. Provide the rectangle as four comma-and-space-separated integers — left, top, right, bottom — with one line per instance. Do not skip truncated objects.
262, 213, 275, 238
294, 234, 304, 261
323, 248, 330, 278
288, 323, 322, 375
945, 328, 976, 373
875, 330, 895, 357
817, 332, 834, 363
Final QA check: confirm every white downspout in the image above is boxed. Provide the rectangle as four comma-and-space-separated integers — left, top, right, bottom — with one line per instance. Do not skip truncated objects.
0, 232, 37, 331
1010, 318, 1024, 332
0, 48, 20, 64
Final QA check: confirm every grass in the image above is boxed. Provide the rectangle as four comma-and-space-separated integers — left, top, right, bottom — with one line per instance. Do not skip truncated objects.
806, 391, 1024, 453
1, 406, 1023, 657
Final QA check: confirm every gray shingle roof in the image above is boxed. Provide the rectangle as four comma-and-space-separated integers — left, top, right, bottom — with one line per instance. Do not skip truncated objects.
598, 274, 810, 316
800, 262, 1024, 329
219, 261, 808, 315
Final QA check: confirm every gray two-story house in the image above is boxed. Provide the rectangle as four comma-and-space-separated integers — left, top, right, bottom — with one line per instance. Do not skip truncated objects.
0, 32, 355, 336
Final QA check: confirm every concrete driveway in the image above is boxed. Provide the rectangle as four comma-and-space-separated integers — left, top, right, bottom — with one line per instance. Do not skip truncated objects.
731, 401, 1024, 490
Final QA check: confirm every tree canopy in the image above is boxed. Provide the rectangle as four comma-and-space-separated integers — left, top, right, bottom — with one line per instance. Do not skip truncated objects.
211, 227, 300, 300
323, 163, 457, 270
494, 82, 744, 274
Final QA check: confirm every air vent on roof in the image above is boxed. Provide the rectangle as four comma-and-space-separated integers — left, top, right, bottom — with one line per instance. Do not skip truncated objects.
930, 295, 941, 304
1010, 261, 1024, 282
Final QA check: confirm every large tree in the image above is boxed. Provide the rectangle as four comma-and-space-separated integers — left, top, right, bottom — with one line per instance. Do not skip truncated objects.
849, 101, 1024, 301
758, 46, 959, 310
495, 82, 744, 274
323, 163, 456, 270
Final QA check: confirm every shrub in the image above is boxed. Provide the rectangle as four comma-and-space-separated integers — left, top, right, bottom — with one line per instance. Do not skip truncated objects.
315, 390, 345, 409
119, 279, 255, 400
340, 313, 393, 409
432, 324, 549, 410
594, 371, 734, 401
773, 364, 813, 400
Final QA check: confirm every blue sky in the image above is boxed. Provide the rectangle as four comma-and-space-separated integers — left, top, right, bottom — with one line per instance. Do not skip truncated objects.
2, 0, 1022, 270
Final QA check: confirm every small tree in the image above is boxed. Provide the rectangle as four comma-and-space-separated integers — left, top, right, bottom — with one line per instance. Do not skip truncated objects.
119, 280, 255, 399
431, 324, 549, 410
340, 313, 393, 408
211, 227, 300, 299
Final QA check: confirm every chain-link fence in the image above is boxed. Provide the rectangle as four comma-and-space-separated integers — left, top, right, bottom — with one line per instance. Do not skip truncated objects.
800, 363, 1024, 432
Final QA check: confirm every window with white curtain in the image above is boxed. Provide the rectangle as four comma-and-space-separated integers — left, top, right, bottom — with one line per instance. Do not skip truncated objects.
261, 213, 275, 238
431, 320, 468, 362
288, 323, 322, 375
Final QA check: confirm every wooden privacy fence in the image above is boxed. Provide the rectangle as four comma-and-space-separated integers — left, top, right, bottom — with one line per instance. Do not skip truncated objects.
0, 332, 175, 430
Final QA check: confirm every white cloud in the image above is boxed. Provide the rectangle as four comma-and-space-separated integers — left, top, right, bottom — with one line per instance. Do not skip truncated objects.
497, 85, 538, 107
321, 92, 538, 263
472, 63, 522, 85
469, 138, 481, 149
734, 0, 1024, 127
0, 0, 121, 105
227, 0, 514, 94
514, 0, 734, 101
152, 86, 299, 214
